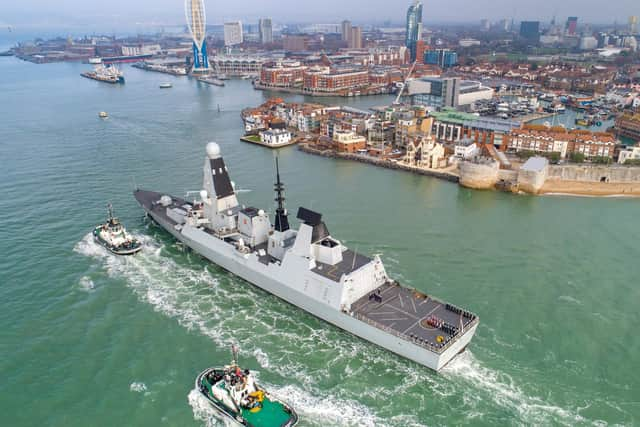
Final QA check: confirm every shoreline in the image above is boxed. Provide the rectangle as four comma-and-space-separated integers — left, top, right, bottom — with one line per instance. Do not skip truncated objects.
299, 144, 640, 198
540, 179, 640, 197
253, 83, 394, 98
299, 144, 459, 182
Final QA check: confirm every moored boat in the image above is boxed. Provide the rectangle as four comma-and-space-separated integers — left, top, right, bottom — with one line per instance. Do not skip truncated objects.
196, 347, 298, 427
81, 64, 125, 84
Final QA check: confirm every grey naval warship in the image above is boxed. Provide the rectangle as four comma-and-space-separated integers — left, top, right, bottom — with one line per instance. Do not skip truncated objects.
134, 143, 478, 371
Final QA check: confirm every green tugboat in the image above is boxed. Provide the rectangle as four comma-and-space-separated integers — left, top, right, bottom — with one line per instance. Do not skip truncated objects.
196, 346, 298, 427
93, 204, 142, 255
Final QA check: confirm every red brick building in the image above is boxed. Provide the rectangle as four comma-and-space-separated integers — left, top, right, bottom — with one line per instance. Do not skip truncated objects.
303, 67, 369, 93
508, 126, 616, 159
260, 61, 307, 88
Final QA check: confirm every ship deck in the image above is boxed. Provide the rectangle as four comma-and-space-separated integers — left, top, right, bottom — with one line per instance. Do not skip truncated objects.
134, 190, 188, 224
312, 249, 371, 282
351, 282, 477, 353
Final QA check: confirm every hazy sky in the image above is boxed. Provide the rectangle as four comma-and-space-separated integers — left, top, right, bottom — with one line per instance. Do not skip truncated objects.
2, 0, 639, 28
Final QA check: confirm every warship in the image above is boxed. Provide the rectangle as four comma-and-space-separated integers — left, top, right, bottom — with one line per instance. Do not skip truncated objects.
196, 346, 298, 426
134, 143, 478, 371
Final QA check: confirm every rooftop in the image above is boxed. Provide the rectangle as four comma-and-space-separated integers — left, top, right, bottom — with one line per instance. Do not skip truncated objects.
521, 157, 549, 172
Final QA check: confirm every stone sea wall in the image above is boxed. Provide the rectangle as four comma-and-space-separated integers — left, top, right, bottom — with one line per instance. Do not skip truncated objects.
458, 161, 499, 190
547, 165, 640, 183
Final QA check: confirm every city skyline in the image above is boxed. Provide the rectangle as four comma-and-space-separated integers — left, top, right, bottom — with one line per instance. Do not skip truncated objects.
2, 0, 639, 29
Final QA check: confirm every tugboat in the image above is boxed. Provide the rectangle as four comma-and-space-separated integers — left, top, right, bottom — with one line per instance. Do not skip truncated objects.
93, 204, 142, 255
196, 346, 298, 427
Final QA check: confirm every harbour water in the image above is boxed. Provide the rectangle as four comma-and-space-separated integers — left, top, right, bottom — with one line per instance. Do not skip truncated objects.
1, 54, 640, 426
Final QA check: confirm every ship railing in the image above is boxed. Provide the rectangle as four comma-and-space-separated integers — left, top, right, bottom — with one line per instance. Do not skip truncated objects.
351, 312, 479, 354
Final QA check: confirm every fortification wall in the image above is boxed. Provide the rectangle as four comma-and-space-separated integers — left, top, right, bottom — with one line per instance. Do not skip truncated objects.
458, 161, 499, 190
547, 165, 640, 183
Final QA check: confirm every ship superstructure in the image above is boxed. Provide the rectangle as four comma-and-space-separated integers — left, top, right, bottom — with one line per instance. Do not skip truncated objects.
134, 143, 478, 371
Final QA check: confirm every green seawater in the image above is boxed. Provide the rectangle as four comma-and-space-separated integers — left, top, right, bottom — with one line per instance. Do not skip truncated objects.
1, 56, 639, 427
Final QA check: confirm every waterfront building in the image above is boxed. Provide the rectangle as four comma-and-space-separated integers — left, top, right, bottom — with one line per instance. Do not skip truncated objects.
259, 18, 273, 44
618, 145, 640, 164
454, 139, 480, 160
209, 55, 269, 76
424, 49, 458, 68
368, 119, 395, 148
341, 20, 352, 42
519, 21, 540, 43
394, 115, 431, 149
615, 113, 640, 142
259, 129, 292, 146
405, 0, 423, 62
333, 130, 367, 153
408, 77, 493, 109
404, 133, 447, 169
368, 67, 404, 85
185, 0, 209, 72
121, 44, 161, 56
303, 66, 370, 93
294, 105, 328, 133
259, 61, 307, 88
565, 17, 578, 36
224, 21, 244, 46
428, 109, 517, 148
508, 126, 616, 159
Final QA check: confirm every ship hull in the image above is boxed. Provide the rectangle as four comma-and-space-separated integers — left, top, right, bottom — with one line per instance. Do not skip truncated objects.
136, 190, 476, 371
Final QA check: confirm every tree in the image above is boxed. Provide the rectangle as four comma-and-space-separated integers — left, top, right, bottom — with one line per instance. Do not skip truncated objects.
570, 152, 585, 163
592, 156, 612, 165
546, 152, 561, 164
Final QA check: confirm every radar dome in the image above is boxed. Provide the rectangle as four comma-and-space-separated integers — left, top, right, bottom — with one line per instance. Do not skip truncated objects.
206, 142, 221, 159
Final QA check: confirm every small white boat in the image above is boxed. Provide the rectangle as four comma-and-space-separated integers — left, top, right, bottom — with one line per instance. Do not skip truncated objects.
99, 111, 108, 118
159, 83, 173, 89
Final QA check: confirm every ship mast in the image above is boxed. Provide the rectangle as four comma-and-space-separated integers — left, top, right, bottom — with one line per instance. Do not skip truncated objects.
107, 203, 115, 223
273, 158, 290, 233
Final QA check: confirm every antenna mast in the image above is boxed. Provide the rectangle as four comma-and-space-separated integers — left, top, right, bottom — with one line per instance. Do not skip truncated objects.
274, 158, 290, 232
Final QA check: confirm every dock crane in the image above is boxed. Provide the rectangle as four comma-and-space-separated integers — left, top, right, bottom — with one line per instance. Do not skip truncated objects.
393, 60, 418, 105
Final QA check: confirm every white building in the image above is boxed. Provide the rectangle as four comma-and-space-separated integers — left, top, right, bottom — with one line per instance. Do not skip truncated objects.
409, 77, 494, 109
121, 44, 161, 56
259, 129, 293, 146
579, 36, 598, 51
454, 139, 480, 160
618, 146, 640, 164
224, 21, 244, 46
459, 38, 481, 48
404, 136, 447, 169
